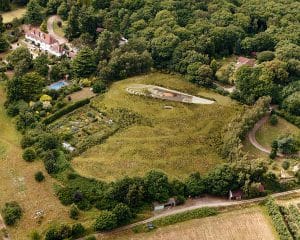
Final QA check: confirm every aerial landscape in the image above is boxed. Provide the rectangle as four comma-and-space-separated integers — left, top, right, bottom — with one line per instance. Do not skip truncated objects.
0, 0, 299, 239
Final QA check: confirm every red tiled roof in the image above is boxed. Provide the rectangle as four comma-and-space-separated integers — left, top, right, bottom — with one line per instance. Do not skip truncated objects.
237, 57, 255, 66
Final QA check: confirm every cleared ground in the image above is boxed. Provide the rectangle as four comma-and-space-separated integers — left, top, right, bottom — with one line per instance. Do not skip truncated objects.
0, 83, 71, 238
72, 73, 242, 181
1, 8, 26, 23
98, 207, 278, 240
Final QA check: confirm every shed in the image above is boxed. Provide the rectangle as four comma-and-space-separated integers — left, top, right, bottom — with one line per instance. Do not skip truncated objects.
229, 189, 243, 200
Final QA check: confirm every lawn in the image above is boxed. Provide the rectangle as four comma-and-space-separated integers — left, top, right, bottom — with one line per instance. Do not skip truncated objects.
256, 116, 300, 149
71, 73, 242, 181
98, 207, 279, 240
0, 83, 72, 238
53, 19, 66, 38
1, 7, 26, 23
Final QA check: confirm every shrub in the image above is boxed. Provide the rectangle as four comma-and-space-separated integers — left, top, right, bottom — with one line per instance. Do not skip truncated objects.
257, 51, 275, 63
85, 236, 96, 240
282, 161, 290, 170
30, 231, 41, 240
71, 223, 85, 238
34, 171, 45, 182
22, 147, 37, 162
112, 203, 132, 225
45, 224, 72, 240
94, 211, 118, 231
269, 149, 277, 159
21, 134, 36, 148
69, 204, 79, 220
269, 115, 278, 125
2, 201, 22, 226
92, 80, 107, 94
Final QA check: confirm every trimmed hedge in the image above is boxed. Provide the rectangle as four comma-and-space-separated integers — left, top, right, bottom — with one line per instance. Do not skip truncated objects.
42, 98, 90, 125
265, 198, 293, 240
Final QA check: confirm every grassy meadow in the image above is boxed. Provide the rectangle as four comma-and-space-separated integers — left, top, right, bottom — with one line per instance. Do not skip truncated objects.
1, 7, 26, 23
256, 117, 300, 149
72, 73, 242, 181
0, 83, 72, 238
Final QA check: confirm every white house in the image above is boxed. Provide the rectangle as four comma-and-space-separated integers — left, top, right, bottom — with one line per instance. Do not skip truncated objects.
24, 25, 65, 57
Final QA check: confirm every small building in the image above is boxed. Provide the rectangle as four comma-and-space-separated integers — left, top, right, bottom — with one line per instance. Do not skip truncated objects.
229, 189, 243, 200
153, 197, 176, 211
23, 25, 65, 57
236, 56, 256, 69
62, 142, 76, 152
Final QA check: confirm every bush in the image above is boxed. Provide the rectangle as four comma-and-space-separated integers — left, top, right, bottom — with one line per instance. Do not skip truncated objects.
269, 149, 277, 159
43, 98, 90, 124
257, 51, 275, 63
30, 231, 41, 240
282, 161, 290, 170
92, 80, 107, 94
112, 203, 132, 225
69, 204, 80, 220
71, 223, 85, 238
22, 147, 37, 162
34, 171, 45, 182
94, 211, 118, 231
85, 236, 96, 240
269, 115, 278, 125
2, 201, 22, 226
45, 224, 72, 240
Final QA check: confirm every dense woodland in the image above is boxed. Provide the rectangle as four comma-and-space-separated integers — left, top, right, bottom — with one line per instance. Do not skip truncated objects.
0, 0, 300, 238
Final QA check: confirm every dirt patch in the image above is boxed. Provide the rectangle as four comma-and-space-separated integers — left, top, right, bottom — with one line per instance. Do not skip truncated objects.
66, 87, 96, 102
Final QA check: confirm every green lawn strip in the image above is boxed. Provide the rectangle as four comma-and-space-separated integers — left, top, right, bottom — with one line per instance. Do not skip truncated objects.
132, 207, 218, 233
265, 198, 293, 240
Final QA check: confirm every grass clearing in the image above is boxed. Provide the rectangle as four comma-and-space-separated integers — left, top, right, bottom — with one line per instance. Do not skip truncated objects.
0, 83, 72, 238
256, 117, 300, 149
52, 19, 66, 38
1, 7, 26, 23
98, 207, 279, 240
71, 72, 242, 181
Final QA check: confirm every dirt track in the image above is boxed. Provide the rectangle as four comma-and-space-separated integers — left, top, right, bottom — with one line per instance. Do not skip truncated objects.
47, 15, 67, 44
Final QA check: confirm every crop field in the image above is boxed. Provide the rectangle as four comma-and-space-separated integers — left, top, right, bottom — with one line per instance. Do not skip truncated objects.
71, 73, 242, 181
1, 7, 26, 23
99, 207, 278, 240
0, 84, 72, 238
256, 117, 300, 149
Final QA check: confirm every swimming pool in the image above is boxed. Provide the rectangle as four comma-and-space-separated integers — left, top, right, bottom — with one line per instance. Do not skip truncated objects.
48, 80, 69, 90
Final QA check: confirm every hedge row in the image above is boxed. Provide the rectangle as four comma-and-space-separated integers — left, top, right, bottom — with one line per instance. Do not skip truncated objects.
276, 110, 300, 128
265, 198, 293, 240
43, 98, 90, 125
152, 207, 218, 227
280, 205, 300, 240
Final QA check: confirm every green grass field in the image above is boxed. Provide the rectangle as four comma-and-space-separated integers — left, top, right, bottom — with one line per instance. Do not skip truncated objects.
72, 73, 242, 181
53, 20, 66, 38
256, 117, 300, 149
1, 7, 26, 23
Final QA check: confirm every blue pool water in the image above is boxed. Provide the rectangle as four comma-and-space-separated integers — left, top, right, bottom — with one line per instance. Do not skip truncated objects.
48, 81, 69, 90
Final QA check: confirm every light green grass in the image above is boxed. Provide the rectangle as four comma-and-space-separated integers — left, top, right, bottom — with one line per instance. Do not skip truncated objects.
53, 20, 66, 38
256, 117, 300, 149
1, 7, 26, 23
72, 73, 242, 181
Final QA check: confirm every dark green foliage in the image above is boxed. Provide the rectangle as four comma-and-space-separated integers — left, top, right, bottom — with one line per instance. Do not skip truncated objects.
65, 4, 80, 40
34, 171, 45, 182
45, 224, 72, 240
280, 205, 300, 240
265, 198, 293, 240
71, 223, 85, 238
42, 98, 90, 124
187, 63, 213, 87
71, 47, 97, 78
257, 51, 275, 63
0, 34, 9, 53
185, 172, 205, 197
144, 170, 170, 202
24, 0, 45, 25
282, 92, 300, 116
112, 203, 132, 225
22, 147, 36, 162
92, 79, 107, 94
0, 0, 10, 11
282, 161, 290, 170
33, 54, 49, 77
7, 72, 45, 102
277, 136, 298, 154
269, 115, 278, 125
94, 211, 117, 231
57, 1, 68, 20
2, 201, 22, 226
